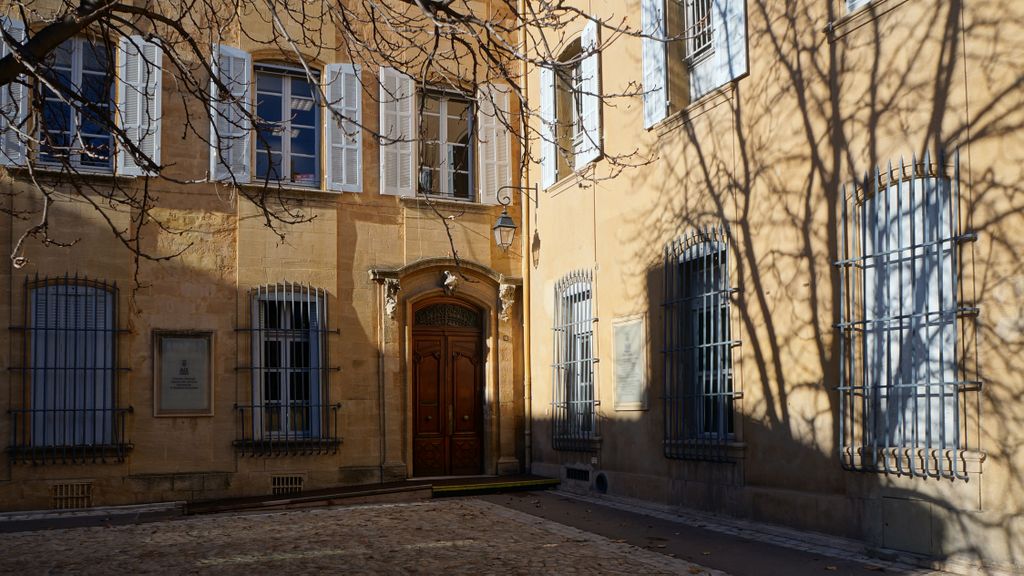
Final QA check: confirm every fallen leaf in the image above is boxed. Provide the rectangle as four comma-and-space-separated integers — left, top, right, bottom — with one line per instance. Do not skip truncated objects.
825, 566, 837, 571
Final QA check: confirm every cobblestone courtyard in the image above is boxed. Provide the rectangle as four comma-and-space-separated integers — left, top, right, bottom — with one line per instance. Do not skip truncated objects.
0, 498, 721, 575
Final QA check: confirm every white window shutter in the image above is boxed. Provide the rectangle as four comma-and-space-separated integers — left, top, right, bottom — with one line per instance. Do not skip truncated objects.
641, 0, 667, 129
378, 67, 415, 197
539, 65, 556, 189
476, 83, 511, 205
575, 20, 602, 167
325, 63, 362, 193
711, 0, 748, 89
0, 18, 28, 167
117, 36, 162, 176
209, 44, 251, 183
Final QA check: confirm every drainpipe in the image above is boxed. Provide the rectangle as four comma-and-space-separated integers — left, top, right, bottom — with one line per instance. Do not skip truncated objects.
377, 278, 387, 483
517, 0, 533, 473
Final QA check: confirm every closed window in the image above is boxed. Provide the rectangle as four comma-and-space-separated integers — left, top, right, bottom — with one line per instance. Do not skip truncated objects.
683, 0, 714, 62
836, 151, 978, 478
236, 284, 340, 456
641, 0, 748, 126
254, 64, 321, 186
664, 228, 736, 461
38, 37, 114, 170
419, 92, 473, 200
552, 271, 598, 451
9, 277, 131, 464
540, 21, 601, 188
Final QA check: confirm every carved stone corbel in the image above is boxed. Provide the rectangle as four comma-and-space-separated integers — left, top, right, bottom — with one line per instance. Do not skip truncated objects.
441, 270, 459, 296
384, 278, 401, 320
498, 282, 517, 322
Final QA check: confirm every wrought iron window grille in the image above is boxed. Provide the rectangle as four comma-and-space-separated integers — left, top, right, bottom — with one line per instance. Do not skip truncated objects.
663, 226, 740, 462
551, 269, 600, 452
7, 274, 133, 465
835, 150, 981, 479
235, 282, 342, 456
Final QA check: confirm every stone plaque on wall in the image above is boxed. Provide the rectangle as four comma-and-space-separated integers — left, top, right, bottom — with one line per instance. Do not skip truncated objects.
613, 316, 647, 411
154, 331, 213, 416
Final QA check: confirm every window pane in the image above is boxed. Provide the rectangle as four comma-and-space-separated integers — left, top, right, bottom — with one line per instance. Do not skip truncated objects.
257, 73, 283, 94
291, 155, 317, 184
81, 41, 110, 73
290, 127, 317, 156
451, 169, 470, 199
421, 112, 440, 144
257, 92, 283, 123
422, 142, 440, 171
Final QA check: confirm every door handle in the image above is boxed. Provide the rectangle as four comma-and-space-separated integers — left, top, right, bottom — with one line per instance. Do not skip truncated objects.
448, 405, 453, 431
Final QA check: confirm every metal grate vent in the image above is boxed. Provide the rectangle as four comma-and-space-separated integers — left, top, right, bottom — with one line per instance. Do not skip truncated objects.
564, 467, 590, 482
271, 474, 304, 495
51, 482, 93, 509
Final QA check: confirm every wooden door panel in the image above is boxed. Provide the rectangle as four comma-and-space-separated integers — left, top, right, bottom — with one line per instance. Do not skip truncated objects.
413, 438, 445, 477
449, 335, 482, 474
450, 339, 480, 436
450, 437, 481, 476
413, 338, 443, 437
413, 336, 445, 476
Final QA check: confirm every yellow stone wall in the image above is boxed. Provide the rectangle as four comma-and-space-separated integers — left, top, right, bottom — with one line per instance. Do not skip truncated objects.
0, 1, 525, 509
526, 0, 1024, 570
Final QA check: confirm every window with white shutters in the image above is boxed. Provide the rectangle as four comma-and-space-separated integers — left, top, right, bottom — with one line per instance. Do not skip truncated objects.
325, 63, 362, 193
540, 24, 602, 188
117, 36, 162, 176
419, 92, 473, 201
210, 44, 252, 183
38, 37, 115, 171
379, 67, 415, 197
253, 63, 321, 187
0, 17, 29, 166
646, 0, 747, 109
476, 84, 511, 205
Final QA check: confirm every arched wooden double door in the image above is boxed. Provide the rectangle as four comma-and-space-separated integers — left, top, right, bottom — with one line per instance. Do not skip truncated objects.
411, 299, 484, 476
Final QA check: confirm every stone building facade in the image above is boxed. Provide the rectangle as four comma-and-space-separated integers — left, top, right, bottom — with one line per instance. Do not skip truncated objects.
524, 0, 1023, 572
0, 1, 527, 508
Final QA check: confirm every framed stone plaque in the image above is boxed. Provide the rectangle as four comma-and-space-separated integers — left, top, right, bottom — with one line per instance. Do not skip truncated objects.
154, 331, 214, 416
613, 315, 648, 411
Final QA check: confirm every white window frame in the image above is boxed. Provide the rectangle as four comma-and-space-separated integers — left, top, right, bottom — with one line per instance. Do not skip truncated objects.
419, 90, 475, 201
253, 63, 321, 187
684, 0, 715, 63
251, 286, 326, 439
38, 37, 114, 172
552, 272, 598, 449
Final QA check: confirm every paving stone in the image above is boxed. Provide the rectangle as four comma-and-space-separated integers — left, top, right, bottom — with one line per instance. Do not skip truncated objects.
0, 499, 724, 575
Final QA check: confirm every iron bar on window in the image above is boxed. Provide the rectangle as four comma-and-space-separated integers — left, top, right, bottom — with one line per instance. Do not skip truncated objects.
663, 225, 737, 462
235, 282, 341, 456
7, 273, 131, 464
551, 269, 598, 452
835, 150, 979, 479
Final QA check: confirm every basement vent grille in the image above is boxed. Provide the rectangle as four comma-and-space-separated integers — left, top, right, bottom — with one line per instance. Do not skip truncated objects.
565, 467, 590, 482
51, 482, 93, 510
271, 475, 304, 495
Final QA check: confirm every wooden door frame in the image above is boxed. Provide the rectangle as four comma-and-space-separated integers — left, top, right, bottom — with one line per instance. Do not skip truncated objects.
407, 295, 489, 477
